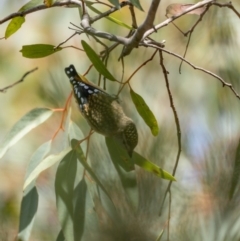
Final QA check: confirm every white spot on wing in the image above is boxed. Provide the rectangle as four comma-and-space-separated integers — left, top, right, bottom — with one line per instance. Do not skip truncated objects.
88, 90, 93, 94
84, 85, 89, 89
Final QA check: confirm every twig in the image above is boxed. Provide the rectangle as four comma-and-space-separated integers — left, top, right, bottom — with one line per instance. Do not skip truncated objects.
117, 49, 158, 96
143, 0, 216, 39
54, 32, 79, 49
0, 67, 38, 93
142, 43, 240, 100
90, 1, 130, 24
52, 92, 72, 140
212, 1, 240, 18
0, 0, 82, 25
158, 50, 182, 215
167, 190, 172, 241
179, 4, 210, 73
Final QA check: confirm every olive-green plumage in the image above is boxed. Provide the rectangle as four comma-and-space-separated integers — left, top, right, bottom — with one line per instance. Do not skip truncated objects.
65, 64, 138, 157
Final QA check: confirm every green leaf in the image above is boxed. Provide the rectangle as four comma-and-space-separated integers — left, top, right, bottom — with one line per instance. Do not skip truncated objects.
71, 139, 113, 202
55, 150, 78, 241
20, 44, 62, 58
5, 16, 25, 39
87, 5, 132, 29
73, 178, 87, 240
56, 230, 65, 241
105, 137, 135, 172
133, 152, 176, 181
24, 147, 71, 190
19, 0, 44, 12
130, 88, 159, 136
229, 138, 240, 199
17, 182, 38, 241
129, 0, 144, 11
0, 108, 53, 159
81, 40, 116, 81
107, 0, 120, 8
23, 140, 52, 189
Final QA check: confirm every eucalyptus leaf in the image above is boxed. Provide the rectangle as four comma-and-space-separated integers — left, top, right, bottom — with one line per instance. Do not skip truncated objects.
5, 16, 25, 39
0, 108, 53, 159
20, 44, 62, 58
81, 40, 116, 81
130, 88, 159, 136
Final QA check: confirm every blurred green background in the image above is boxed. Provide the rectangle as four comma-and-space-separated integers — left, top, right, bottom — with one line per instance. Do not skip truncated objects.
1, 0, 240, 240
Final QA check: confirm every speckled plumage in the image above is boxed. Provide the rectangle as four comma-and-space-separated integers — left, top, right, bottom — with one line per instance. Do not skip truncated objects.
65, 64, 138, 157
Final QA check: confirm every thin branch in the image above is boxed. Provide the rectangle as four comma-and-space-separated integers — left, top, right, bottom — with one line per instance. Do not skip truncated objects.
179, 4, 210, 73
142, 43, 240, 100
0, 67, 38, 93
158, 50, 182, 215
90, 1, 130, 24
52, 91, 73, 140
212, 1, 240, 18
0, 0, 82, 25
117, 49, 158, 96
55, 32, 79, 49
143, 0, 216, 39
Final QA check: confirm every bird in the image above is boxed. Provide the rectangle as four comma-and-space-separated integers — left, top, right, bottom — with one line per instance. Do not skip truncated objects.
64, 64, 138, 157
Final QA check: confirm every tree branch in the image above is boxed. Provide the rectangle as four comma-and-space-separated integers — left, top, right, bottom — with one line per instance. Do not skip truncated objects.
0, 67, 38, 93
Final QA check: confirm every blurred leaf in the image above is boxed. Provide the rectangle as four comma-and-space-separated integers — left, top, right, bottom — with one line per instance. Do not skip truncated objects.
133, 152, 176, 181
24, 140, 52, 189
44, 0, 54, 7
107, 0, 120, 8
87, 5, 132, 29
69, 122, 85, 141
19, 0, 43, 12
71, 139, 113, 202
129, 0, 143, 11
24, 147, 71, 190
105, 137, 135, 172
130, 88, 159, 136
17, 182, 38, 241
155, 229, 164, 241
0, 108, 53, 159
81, 40, 117, 81
229, 138, 240, 199
56, 230, 65, 241
55, 150, 78, 241
166, 3, 206, 16
5, 17, 25, 39
20, 44, 62, 58
73, 178, 87, 240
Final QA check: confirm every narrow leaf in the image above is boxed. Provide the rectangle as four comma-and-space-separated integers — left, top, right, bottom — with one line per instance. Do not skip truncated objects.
229, 138, 240, 199
107, 0, 120, 8
0, 108, 53, 159
24, 147, 71, 190
87, 5, 132, 29
24, 141, 52, 189
55, 150, 78, 241
5, 16, 25, 39
56, 230, 65, 241
44, 0, 54, 7
81, 40, 116, 81
130, 88, 159, 136
133, 152, 176, 181
129, 0, 144, 11
71, 139, 112, 202
17, 182, 38, 241
19, 0, 44, 12
73, 178, 87, 240
105, 137, 135, 172
20, 44, 62, 58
